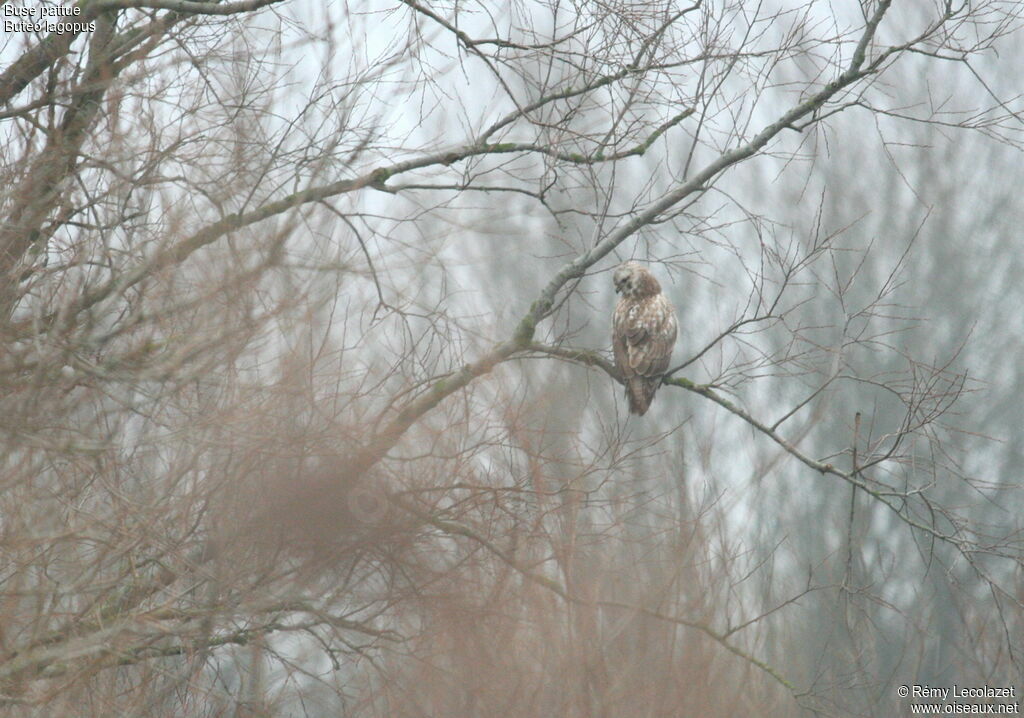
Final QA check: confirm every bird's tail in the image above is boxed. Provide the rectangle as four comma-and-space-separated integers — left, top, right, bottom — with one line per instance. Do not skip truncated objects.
626, 377, 659, 416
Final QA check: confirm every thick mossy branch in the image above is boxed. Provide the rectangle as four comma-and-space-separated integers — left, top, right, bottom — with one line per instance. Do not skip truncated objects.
512, 307, 539, 348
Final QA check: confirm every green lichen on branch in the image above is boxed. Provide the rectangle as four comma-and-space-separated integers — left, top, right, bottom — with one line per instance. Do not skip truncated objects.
664, 375, 708, 392
485, 143, 520, 152
512, 310, 537, 348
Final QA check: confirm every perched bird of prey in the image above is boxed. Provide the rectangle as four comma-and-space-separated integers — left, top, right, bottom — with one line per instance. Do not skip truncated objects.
612, 262, 678, 416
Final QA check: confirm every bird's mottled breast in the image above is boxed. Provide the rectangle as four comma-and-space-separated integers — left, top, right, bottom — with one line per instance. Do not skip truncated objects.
620, 297, 671, 326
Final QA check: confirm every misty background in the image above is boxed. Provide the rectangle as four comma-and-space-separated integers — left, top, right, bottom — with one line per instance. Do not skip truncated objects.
1, 1, 1022, 716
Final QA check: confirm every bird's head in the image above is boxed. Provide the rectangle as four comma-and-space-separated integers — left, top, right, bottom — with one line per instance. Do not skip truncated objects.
613, 261, 661, 298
